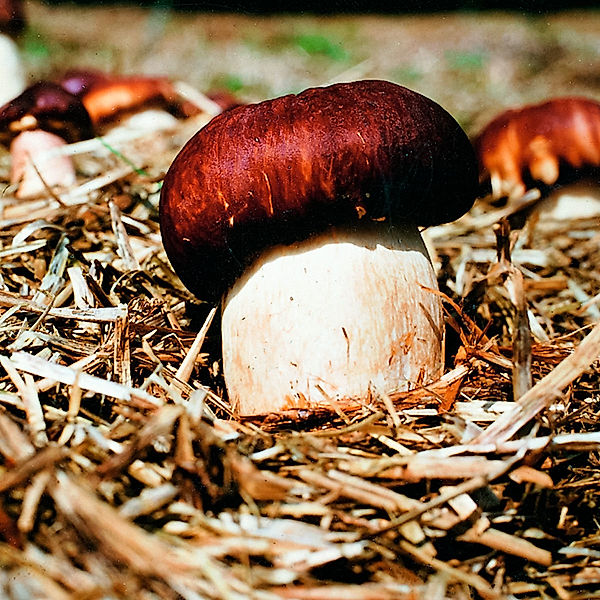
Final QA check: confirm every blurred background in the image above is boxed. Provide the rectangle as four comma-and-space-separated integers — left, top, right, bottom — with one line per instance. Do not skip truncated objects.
12, 1, 600, 135
39, 1, 600, 12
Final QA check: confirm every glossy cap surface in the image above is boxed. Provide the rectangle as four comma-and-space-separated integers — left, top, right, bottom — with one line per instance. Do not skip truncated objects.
160, 79, 477, 299
0, 82, 93, 143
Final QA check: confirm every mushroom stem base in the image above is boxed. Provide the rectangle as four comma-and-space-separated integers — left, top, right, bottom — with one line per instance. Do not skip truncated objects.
221, 221, 444, 416
10, 130, 76, 199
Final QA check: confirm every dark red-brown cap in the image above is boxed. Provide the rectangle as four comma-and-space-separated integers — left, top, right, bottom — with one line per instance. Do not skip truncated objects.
0, 81, 94, 144
474, 96, 600, 198
160, 79, 478, 300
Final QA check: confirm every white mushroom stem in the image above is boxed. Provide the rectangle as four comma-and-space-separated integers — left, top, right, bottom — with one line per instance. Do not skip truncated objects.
221, 221, 444, 416
104, 108, 179, 135
532, 180, 600, 222
10, 130, 76, 199
0, 33, 25, 106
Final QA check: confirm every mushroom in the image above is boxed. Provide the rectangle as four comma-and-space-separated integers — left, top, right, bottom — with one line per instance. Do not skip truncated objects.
56, 70, 225, 135
474, 97, 600, 219
0, 71, 227, 198
0, 82, 93, 198
0, 0, 26, 106
160, 79, 478, 416
74, 75, 189, 132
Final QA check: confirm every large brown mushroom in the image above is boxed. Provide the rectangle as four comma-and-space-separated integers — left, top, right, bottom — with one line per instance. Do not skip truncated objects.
160, 80, 477, 416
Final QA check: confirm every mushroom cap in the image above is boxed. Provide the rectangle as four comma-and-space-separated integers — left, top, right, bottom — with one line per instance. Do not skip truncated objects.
474, 96, 600, 198
0, 81, 94, 144
160, 79, 478, 300
78, 76, 185, 126
58, 68, 111, 98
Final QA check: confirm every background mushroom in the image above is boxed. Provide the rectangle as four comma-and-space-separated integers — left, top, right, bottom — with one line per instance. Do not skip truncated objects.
0, 82, 93, 198
0, 71, 229, 199
56, 69, 227, 135
160, 79, 478, 415
474, 96, 600, 220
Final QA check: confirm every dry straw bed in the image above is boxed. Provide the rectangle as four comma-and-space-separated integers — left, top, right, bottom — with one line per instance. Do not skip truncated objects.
0, 12, 600, 597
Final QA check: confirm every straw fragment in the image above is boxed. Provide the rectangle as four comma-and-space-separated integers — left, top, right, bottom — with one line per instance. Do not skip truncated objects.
473, 321, 600, 445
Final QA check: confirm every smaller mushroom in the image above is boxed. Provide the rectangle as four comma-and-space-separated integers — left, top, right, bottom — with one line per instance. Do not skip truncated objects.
0, 82, 93, 198
75, 75, 186, 132
474, 97, 600, 219
9, 129, 77, 198
57, 71, 226, 136
0, 70, 230, 198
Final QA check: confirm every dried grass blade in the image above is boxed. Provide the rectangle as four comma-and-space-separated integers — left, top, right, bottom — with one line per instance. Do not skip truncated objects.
67, 266, 95, 309
17, 469, 52, 533
505, 265, 533, 399
176, 305, 217, 384
0, 446, 65, 494
326, 469, 421, 513
36, 353, 100, 392
0, 239, 47, 258
113, 310, 132, 386
569, 278, 600, 321
0, 288, 127, 322
344, 455, 507, 481
8, 351, 162, 408
472, 321, 600, 445
0, 356, 48, 447
0, 412, 35, 462
11, 219, 63, 247
173, 80, 223, 116
56, 370, 83, 446
49, 305, 127, 322
31, 234, 70, 307
494, 220, 533, 400
50, 471, 240, 599
118, 483, 179, 519
459, 524, 552, 566
110, 199, 140, 271
60, 165, 133, 204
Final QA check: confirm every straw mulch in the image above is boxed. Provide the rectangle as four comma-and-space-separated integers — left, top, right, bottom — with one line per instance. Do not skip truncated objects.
0, 89, 600, 600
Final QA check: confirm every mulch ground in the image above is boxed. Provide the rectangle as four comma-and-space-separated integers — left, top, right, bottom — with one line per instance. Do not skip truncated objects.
1, 3, 600, 599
